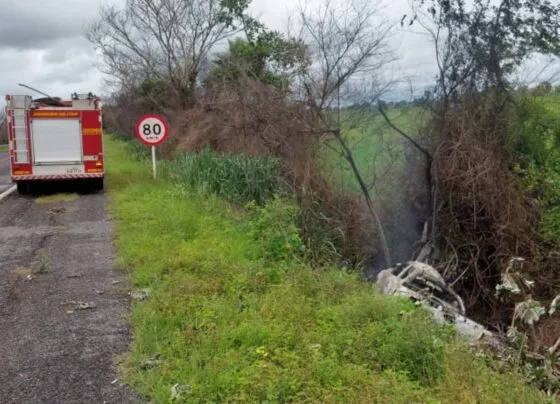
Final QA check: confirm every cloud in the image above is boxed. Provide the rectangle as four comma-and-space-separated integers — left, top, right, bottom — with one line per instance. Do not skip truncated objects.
0, 0, 108, 101
0, 1, 101, 50
0, 45, 102, 99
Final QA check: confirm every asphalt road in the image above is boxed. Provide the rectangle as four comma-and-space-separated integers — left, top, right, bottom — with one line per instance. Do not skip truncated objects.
0, 185, 138, 402
0, 151, 12, 193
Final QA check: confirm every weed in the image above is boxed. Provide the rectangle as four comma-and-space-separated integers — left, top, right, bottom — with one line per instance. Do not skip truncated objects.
34, 252, 50, 274
244, 198, 305, 261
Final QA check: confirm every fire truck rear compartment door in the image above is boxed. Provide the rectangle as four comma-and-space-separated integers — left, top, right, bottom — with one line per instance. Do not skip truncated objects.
31, 119, 83, 164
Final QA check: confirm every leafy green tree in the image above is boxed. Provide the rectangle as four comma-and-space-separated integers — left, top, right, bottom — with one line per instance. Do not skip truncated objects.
137, 78, 173, 112
207, 31, 307, 91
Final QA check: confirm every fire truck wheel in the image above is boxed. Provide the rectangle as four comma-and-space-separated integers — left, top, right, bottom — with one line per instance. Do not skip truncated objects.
16, 181, 30, 195
91, 178, 104, 192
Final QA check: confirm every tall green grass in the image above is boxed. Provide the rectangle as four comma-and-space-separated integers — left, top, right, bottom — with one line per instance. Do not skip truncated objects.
104, 135, 549, 403
163, 149, 280, 205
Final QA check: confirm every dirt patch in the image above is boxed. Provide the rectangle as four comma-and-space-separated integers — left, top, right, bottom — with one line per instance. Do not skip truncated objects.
34, 193, 78, 204
10, 266, 34, 277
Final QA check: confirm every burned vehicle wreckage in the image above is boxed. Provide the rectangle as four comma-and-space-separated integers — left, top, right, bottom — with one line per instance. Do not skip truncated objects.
376, 260, 502, 349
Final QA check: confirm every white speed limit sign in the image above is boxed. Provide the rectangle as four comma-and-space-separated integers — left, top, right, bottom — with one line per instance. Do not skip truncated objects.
135, 114, 169, 146
134, 114, 170, 179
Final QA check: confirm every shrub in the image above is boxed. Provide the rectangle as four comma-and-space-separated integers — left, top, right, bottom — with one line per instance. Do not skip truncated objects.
245, 197, 306, 261
164, 148, 281, 205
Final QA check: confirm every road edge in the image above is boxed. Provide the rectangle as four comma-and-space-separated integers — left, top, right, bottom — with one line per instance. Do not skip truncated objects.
0, 185, 16, 201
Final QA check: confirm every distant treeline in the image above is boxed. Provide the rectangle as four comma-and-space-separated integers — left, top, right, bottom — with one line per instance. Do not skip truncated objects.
341, 81, 560, 111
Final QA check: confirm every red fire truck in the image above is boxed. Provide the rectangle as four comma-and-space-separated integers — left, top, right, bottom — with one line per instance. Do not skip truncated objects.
4, 92, 104, 194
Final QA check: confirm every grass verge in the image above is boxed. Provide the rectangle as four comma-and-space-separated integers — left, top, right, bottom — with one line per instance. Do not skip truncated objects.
0, 144, 8, 152
105, 136, 549, 403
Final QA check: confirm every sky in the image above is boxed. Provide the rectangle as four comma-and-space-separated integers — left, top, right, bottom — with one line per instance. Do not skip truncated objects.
0, 0, 557, 105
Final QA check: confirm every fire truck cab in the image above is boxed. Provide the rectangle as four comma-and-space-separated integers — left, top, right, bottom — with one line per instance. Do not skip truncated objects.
4, 93, 104, 194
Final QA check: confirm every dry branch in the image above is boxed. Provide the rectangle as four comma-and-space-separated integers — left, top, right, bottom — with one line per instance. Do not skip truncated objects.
295, 0, 396, 267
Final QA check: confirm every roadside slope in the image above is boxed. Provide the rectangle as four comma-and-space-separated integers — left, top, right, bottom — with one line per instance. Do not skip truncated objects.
106, 136, 547, 403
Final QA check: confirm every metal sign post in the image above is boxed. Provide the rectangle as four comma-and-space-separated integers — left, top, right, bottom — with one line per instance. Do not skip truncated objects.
152, 145, 156, 179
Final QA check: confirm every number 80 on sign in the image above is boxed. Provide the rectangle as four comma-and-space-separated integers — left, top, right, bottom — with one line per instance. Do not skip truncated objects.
134, 114, 169, 146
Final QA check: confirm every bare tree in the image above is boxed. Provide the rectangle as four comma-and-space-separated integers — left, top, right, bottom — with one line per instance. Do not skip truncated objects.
295, 0, 393, 108
294, 0, 396, 267
87, 0, 244, 108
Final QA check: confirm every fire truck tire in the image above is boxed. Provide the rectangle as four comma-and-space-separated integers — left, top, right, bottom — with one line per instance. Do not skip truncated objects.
91, 178, 104, 192
16, 181, 30, 195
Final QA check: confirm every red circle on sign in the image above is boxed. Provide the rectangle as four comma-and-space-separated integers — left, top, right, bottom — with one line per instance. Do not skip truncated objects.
135, 114, 169, 146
